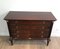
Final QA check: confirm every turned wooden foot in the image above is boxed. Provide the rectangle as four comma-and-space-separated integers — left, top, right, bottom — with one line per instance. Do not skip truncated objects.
9, 37, 13, 45
47, 38, 50, 46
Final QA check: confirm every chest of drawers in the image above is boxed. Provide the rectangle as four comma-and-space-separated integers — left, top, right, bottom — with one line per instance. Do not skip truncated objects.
4, 11, 56, 45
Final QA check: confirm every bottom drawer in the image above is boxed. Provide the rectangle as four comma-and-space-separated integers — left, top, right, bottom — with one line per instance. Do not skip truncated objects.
30, 33, 49, 39
12, 34, 29, 39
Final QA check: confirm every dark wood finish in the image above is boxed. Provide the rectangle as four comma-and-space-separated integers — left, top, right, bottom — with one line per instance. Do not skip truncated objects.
4, 11, 56, 45
4, 11, 56, 20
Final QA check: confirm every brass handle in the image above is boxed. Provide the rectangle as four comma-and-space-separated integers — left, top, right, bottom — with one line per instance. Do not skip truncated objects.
41, 31, 44, 33
42, 26, 45, 29
29, 37, 32, 39
16, 31, 19, 33
17, 35, 20, 37
41, 35, 43, 37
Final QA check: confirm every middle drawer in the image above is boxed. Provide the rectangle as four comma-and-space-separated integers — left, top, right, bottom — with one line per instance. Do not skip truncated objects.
14, 24, 50, 30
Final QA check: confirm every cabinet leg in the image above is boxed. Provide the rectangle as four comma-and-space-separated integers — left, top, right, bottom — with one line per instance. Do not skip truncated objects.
9, 37, 13, 45
47, 38, 50, 46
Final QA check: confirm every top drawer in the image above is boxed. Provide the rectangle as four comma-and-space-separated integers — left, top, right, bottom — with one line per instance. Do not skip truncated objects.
8, 20, 52, 25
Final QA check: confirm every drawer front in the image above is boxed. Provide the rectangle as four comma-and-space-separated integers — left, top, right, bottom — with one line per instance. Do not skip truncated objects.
10, 30, 30, 39
8, 20, 52, 25
30, 29, 49, 38
11, 25, 50, 30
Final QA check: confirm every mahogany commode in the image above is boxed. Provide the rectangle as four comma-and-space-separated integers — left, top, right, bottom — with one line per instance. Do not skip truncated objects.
4, 11, 56, 45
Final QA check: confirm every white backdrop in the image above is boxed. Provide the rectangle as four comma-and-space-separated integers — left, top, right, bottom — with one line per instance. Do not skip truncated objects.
0, 0, 60, 36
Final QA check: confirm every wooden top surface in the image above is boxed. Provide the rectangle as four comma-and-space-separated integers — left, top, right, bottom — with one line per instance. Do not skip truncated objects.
4, 11, 56, 21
